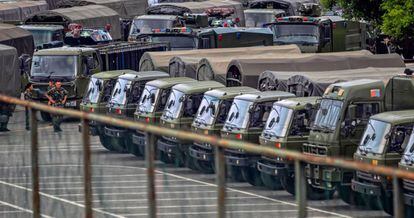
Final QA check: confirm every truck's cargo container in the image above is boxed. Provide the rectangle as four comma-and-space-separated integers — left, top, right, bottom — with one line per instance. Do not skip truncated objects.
0, 1, 48, 23
0, 23, 34, 56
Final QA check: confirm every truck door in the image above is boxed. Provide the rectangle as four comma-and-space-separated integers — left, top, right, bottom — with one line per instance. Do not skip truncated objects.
320, 21, 333, 52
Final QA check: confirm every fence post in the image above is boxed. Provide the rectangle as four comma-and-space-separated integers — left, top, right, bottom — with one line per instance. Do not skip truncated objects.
81, 119, 93, 218
145, 133, 156, 218
30, 109, 40, 218
393, 176, 404, 218
215, 145, 226, 218
295, 160, 307, 218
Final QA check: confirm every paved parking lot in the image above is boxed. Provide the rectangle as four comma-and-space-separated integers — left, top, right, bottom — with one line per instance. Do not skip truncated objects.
0, 109, 391, 217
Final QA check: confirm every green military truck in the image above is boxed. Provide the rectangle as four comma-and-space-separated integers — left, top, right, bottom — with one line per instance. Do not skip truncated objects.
304, 76, 414, 202
264, 15, 368, 53
258, 97, 318, 191
19, 25, 64, 50
157, 81, 225, 167
103, 71, 169, 152
399, 123, 414, 216
28, 42, 166, 121
131, 77, 196, 156
79, 70, 126, 148
352, 110, 414, 215
188, 86, 259, 173
221, 91, 295, 185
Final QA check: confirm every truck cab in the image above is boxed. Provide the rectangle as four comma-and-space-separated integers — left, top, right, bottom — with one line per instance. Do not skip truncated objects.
221, 91, 295, 185
128, 15, 184, 40
79, 70, 126, 137
258, 97, 318, 192
157, 81, 225, 167
352, 110, 414, 215
135, 27, 199, 51
188, 86, 259, 173
19, 25, 64, 50
244, 9, 286, 27
103, 71, 169, 152
131, 77, 196, 157
399, 125, 414, 215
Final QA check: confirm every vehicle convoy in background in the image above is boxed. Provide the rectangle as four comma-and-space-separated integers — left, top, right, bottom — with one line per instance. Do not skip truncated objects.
188, 86, 258, 173
303, 76, 414, 203
352, 110, 414, 215
19, 25, 64, 50
132, 77, 197, 157
79, 70, 126, 139
28, 42, 167, 121
221, 91, 295, 184
103, 71, 169, 152
157, 81, 225, 167
258, 97, 318, 191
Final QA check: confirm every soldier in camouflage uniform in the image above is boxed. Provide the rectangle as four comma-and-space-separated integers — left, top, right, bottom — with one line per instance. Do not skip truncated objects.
46, 82, 68, 132
0, 102, 13, 132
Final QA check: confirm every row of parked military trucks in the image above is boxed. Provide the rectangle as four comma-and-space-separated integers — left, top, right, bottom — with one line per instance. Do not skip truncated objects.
72, 44, 414, 216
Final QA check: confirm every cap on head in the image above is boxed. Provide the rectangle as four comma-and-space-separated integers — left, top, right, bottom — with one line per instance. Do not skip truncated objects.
55, 81, 62, 87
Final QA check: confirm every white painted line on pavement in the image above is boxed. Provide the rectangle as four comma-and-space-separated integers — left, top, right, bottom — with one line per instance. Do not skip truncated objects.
0, 180, 124, 218
89, 196, 261, 203
0, 200, 52, 218
55, 190, 218, 197
102, 202, 283, 210
0, 147, 103, 154
2, 174, 150, 179
40, 184, 210, 191
14, 179, 185, 186
123, 210, 299, 216
0, 211, 25, 214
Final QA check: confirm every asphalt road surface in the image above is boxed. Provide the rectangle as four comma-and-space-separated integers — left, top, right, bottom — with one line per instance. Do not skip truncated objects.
0, 108, 391, 218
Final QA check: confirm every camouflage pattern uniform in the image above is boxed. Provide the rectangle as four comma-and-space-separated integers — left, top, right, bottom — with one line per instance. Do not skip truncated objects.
46, 87, 68, 132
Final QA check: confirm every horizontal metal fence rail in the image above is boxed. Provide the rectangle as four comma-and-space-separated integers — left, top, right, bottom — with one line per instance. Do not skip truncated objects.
1, 94, 413, 218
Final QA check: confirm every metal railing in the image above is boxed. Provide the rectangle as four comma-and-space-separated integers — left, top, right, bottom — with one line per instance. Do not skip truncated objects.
1, 93, 414, 218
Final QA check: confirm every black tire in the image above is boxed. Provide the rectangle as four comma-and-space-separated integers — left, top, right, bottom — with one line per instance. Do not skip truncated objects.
382, 195, 394, 216
125, 141, 143, 157
359, 194, 381, 210
338, 185, 366, 207
194, 159, 215, 174
405, 205, 414, 217
281, 174, 295, 195
99, 135, 115, 151
227, 165, 245, 182
158, 150, 174, 164
260, 172, 283, 190
242, 167, 264, 187
108, 137, 127, 153
307, 184, 335, 200
40, 112, 52, 122
137, 145, 146, 159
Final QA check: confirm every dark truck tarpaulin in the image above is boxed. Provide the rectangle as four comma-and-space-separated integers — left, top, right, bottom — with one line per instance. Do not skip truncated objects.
0, 23, 34, 56
0, 0, 48, 22
0, 44, 20, 97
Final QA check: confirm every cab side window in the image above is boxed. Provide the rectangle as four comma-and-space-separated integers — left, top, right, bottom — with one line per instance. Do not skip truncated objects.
157, 89, 171, 111
388, 125, 412, 153
102, 80, 115, 103
183, 94, 203, 117
249, 102, 273, 128
216, 100, 232, 124
289, 109, 311, 136
355, 103, 380, 121
129, 82, 145, 104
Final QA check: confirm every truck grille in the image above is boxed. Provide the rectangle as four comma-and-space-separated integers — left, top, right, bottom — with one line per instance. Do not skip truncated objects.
303, 143, 327, 156
403, 179, 414, 193
356, 170, 373, 181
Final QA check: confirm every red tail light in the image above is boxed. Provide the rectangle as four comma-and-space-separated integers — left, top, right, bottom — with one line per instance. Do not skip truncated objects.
275, 142, 281, 149
236, 133, 242, 140
218, 34, 223, 41
145, 117, 150, 123
115, 108, 122, 115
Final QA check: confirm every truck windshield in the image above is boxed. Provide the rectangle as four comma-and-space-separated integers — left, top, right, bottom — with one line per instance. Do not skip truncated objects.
312, 99, 343, 132
29, 29, 53, 47
137, 85, 160, 114
271, 24, 319, 44
163, 90, 185, 120
224, 99, 254, 129
83, 78, 103, 104
245, 12, 275, 27
149, 36, 198, 50
130, 19, 174, 35
359, 119, 391, 154
31, 55, 77, 79
404, 129, 414, 156
263, 105, 293, 138
194, 95, 220, 126
109, 78, 131, 106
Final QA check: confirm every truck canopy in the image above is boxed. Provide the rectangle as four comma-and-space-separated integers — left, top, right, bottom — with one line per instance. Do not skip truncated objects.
195, 45, 301, 84
146, 0, 245, 25
140, 44, 300, 73
47, 0, 147, 19
226, 52, 405, 87
0, 44, 20, 97
0, 1, 48, 22
169, 56, 201, 79
258, 67, 407, 97
24, 5, 122, 40
0, 23, 34, 56
247, 0, 317, 15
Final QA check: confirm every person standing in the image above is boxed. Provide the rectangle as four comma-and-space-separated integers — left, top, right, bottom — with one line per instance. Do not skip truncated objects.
24, 83, 35, 130
45, 81, 68, 132
0, 102, 13, 132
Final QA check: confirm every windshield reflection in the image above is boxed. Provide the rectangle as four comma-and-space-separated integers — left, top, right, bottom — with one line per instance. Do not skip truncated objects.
263, 105, 293, 138
137, 85, 160, 114
109, 79, 131, 106
312, 99, 343, 132
359, 119, 391, 154
224, 99, 253, 129
162, 90, 185, 120
194, 95, 220, 126
245, 12, 275, 27
31, 55, 77, 78
83, 78, 103, 104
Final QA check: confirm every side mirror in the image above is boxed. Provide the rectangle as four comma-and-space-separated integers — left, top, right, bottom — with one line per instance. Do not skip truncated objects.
179, 96, 185, 103
248, 105, 255, 113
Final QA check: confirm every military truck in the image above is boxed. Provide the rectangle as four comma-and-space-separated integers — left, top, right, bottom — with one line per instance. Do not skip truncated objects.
244, 9, 286, 27
79, 70, 126, 149
157, 81, 225, 167
399, 124, 414, 216
264, 16, 368, 53
246, 0, 318, 16
303, 76, 414, 202
258, 97, 318, 191
351, 110, 414, 215
188, 86, 259, 173
221, 91, 295, 184
19, 25, 64, 50
28, 42, 166, 121
128, 15, 186, 40
103, 71, 169, 152
131, 77, 196, 157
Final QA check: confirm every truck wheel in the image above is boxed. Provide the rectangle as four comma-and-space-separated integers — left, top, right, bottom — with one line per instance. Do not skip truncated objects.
306, 184, 335, 200
227, 166, 245, 182
360, 194, 381, 210
109, 137, 127, 153
338, 185, 365, 206
242, 167, 264, 187
40, 112, 52, 122
158, 151, 174, 164
174, 150, 186, 167
260, 173, 282, 190
99, 135, 115, 151
281, 175, 295, 195
194, 159, 215, 174
126, 142, 143, 157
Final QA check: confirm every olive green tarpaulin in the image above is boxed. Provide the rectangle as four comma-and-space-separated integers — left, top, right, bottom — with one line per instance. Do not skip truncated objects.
226, 52, 405, 87
259, 67, 406, 97
0, 44, 20, 97
0, 1, 48, 22
0, 23, 34, 56
25, 5, 122, 40
169, 56, 202, 79
139, 44, 300, 73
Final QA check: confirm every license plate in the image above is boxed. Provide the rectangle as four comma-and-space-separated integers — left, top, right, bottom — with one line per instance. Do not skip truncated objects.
65, 101, 77, 107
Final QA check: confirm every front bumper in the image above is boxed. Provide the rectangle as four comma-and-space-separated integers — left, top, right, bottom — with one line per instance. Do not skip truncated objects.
157, 137, 177, 155
403, 179, 414, 206
189, 143, 214, 161
351, 179, 382, 197
104, 126, 128, 138
257, 157, 289, 177
225, 149, 258, 167
132, 131, 146, 148
305, 164, 342, 190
